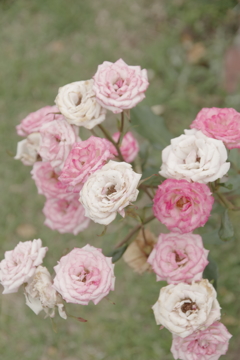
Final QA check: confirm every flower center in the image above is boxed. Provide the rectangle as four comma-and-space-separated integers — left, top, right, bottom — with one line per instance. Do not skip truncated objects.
75, 95, 82, 106
106, 185, 117, 196
181, 300, 198, 314
176, 197, 190, 209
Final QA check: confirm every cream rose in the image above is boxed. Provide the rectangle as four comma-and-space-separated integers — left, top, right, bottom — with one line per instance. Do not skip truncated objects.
15, 132, 41, 166
159, 129, 230, 183
152, 280, 221, 338
79, 160, 142, 225
55, 80, 106, 129
25, 266, 67, 319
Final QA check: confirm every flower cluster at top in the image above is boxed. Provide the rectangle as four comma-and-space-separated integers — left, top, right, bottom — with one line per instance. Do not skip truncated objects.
4, 58, 239, 359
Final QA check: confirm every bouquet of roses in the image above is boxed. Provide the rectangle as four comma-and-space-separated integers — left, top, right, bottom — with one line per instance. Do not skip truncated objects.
2, 57, 239, 359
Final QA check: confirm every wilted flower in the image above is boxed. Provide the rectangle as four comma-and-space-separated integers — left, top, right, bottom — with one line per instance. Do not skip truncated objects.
15, 132, 41, 166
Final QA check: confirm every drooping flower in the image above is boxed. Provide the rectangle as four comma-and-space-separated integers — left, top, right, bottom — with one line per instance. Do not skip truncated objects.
112, 131, 139, 163
53, 245, 115, 305
93, 58, 149, 114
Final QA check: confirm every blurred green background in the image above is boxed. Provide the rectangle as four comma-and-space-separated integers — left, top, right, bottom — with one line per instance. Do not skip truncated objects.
1, 0, 240, 359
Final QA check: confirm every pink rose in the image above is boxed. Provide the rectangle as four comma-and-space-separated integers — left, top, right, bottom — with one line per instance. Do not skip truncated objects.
31, 162, 69, 199
0, 239, 48, 294
147, 233, 209, 284
16, 106, 63, 137
39, 119, 80, 171
190, 107, 240, 149
153, 179, 214, 233
112, 132, 139, 163
59, 136, 115, 192
171, 322, 232, 360
93, 58, 149, 114
43, 195, 90, 235
53, 245, 115, 305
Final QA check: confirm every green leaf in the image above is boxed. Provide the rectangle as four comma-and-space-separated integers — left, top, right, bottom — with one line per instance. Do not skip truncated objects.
203, 255, 218, 290
131, 106, 172, 149
107, 244, 128, 263
218, 209, 234, 241
201, 229, 223, 245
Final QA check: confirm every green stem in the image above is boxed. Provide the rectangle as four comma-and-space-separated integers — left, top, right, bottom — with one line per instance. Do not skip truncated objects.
98, 124, 124, 161
117, 112, 125, 146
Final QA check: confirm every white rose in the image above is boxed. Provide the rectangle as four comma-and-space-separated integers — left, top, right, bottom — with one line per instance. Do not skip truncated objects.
15, 132, 41, 166
159, 129, 230, 183
79, 160, 142, 225
152, 280, 221, 338
25, 266, 67, 319
55, 80, 106, 129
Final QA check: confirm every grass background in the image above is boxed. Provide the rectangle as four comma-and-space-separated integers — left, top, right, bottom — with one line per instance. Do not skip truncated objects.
0, 0, 240, 359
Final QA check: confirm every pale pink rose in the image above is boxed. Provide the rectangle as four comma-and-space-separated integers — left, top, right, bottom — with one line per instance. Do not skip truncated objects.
191, 107, 240, 149
171, 322, 232, 360
112, 132, 139, 163
147, 233, 209, 284
53, 245, 115, 305
59, 136, 115, 192
39, 119, 80, 171
93, 58, 149, 114
31, 162, 69, 199
16, 106, 63, 137
43, 195, 90, 235
153, 179, 214, 233
0, 239, 48, 294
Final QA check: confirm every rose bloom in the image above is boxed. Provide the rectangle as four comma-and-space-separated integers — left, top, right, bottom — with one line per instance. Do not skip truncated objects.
16, 105, 63, 137
31, 162, 68, 199
152, 280, 221, 338
25, 265, 67, 319
15, 132, 41, 166
79, 160, 142, 225
190, 107, 240, 150
43, 195, 90, 235
171, 322, 232, 360
112, 131, 139, 163
39, 118, 80, 171
55, 80, 106, 129
153, 179, 214, 233
147, 233, 209, 284
59, 136, 115, 193
0, 239, 48, 294
159, 129, 230, 184
93, 58, 149, 114
53, 245, 115, 305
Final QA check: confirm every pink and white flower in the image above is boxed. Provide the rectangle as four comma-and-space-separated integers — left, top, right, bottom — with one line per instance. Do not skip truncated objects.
59, 136, 115, 192
171, 321, 232, 360
15, 132, 41, 166
39, 118, 80, 171
153, 179, 214, 233
93, 58, 149, 114
16, 105, 63, 137
43, 195, 90, 235
53, 245, 115, 305
112, 131, 139, 163
0, 239, 48, 294
147, 233, 209, 284
191, 107, 240, 149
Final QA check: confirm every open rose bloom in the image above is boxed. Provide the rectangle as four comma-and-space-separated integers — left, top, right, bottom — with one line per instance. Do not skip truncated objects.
153, 179, 214, 233
53, 245, 115, 305
152, 280, 221, 338
0, 239, 48, 294
191, 107, 240, 149
171, 322, 232, 360
93, 59, 149, 113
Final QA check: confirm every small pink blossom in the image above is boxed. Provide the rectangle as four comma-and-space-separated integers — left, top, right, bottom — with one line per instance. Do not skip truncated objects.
39, 119, 80, 171
171, 322, 232, 360
16, 106, 63, 137
153, 179, 214, 233
0, 239, 48, 294
112, 132, 139, 163
59, 136, 115, 192
147, 232, 209, 284
31, 162, 69, 199
93, 58, 149, 114
190, 107, 240, 149
43, 195, 90, 235
53, 245, 115, 305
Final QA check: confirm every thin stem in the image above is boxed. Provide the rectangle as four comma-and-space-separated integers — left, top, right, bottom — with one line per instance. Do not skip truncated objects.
215, 191, 235, 210
139, 184, 154, 200
90, 128, 98, 137
117, 112, 125, 146
98, 124, 124, 161
115, 215, 155, 248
